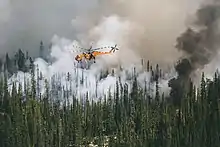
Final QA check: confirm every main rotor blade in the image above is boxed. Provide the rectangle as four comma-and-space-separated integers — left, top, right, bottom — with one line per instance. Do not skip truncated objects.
73, 44, 117, 53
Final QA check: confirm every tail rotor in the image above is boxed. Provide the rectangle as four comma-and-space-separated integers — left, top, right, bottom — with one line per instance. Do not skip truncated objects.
111, 44, 119, 52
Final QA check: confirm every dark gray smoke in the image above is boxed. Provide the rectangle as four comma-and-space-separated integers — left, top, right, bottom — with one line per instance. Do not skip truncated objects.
169, 0, 220, 105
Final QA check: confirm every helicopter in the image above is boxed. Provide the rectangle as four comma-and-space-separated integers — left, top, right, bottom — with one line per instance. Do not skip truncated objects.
74, 44, 119, 63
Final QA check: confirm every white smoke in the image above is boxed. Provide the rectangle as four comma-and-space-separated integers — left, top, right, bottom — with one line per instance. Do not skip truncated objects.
8, 15, 172, 103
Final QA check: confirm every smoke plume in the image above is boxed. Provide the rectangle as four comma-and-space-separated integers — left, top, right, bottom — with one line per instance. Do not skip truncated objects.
0, 0, 202, 67
8, 15, 171, 102
73, 0, 204, 67
2, 0, 215, 103
169, 0, 220, 105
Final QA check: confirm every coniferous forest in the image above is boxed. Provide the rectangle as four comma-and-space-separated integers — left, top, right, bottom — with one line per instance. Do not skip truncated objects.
1, 42, 220, 147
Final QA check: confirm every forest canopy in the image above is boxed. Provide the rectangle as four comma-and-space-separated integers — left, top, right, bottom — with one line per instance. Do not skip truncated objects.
0, 41, 220, 146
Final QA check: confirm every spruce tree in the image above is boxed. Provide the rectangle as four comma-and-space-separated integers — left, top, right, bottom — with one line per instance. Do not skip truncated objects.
17, 49, 26, 72
39, 41, 45, 60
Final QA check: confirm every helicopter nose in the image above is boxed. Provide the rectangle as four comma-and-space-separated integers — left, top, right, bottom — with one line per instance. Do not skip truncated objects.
75, 55, 79, 61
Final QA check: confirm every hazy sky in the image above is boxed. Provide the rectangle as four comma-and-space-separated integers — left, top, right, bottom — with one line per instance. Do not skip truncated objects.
0, 0, 204, 62
0, 0, 94, 56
